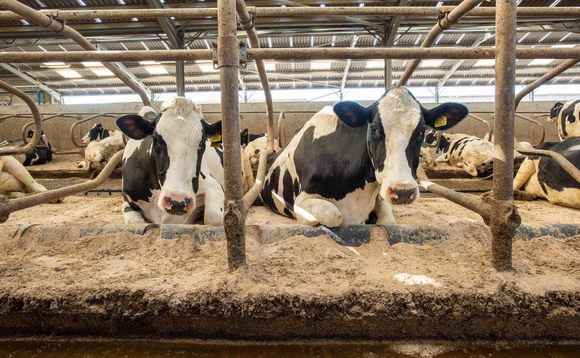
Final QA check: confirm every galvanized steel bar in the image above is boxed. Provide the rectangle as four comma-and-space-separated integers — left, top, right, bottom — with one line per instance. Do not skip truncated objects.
0, 0, 151, 106
219, 0, 246, 271
236, 0, 274, 146
491, 0, 520, 271
0, 7, 578, 20
514, 113, 545, 145
398, 0, 484, 86
0, 80, 42, 156
515, 59, 580, 109
1, 47, 579, 63
0, 150, 123, 223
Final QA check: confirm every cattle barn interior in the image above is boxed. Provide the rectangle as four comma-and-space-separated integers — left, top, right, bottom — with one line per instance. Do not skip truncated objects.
0, 0, 579, 351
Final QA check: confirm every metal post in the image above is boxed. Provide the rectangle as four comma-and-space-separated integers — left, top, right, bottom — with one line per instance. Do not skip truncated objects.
218, 0, 246, 271
490, 0, 520, 271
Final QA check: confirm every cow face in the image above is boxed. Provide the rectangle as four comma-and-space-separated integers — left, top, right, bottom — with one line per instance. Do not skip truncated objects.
117, 97, 220, 217
81, 123, 109, 144
548, 102, 564, 123
333, 87, 467, 205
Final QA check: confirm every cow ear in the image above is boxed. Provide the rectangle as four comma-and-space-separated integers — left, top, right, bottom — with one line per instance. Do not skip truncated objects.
204, 120, 222, 136
423, 103, 468, 130
333, 101, 373, 127
116, 114, 155, 140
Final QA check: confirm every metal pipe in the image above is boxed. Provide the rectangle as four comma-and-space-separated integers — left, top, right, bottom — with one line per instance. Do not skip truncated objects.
416, 166, 490, 223
491, 0, 520, 272
219, 0, 246, 271
467, 113, 492, 141
0, 7, 578, 20
236, 0, 275, 147
514, 113, 545, 145
243, 148, 272, 210
0, 150, 123, 223
399, 0, 484, 86
514, 59, 580, 109
0, 80, 42, 156
2, 47, 579, 63
0, 0, 151, 106
69, 113, 117, 148
516, 148, 580, 184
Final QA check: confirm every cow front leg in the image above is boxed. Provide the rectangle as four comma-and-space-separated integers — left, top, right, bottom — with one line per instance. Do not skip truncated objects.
122, 201, 147, 224
373, 196, 396, 224
203, 188, 225, 226
294, 193, 342, 227
513, 158, 536, 191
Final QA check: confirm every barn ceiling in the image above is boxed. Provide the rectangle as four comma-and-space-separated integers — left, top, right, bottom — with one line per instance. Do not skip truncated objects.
0, 0, 579, 101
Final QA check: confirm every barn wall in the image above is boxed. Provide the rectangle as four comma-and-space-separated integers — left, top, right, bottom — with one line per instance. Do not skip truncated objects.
0, 100, 559, 152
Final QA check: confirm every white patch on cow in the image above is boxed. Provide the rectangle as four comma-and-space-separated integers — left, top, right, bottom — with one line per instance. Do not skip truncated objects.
394, 273, 443, 287
548, 100, 580, 141
311, 106, 339, 139
376, 87, 422, 200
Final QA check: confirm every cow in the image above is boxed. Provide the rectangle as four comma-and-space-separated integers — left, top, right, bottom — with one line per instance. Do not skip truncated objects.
259, 86, 469, 227
0, 155, 48, 198
116, 98, 234, 225
0, 130, 53, 166
243, 135, 281, 173
548, 100, 580, 141
77, 130, 125, 172
513, 137, 580, 209
425, 131, 494, 177
81, 123, 118, 144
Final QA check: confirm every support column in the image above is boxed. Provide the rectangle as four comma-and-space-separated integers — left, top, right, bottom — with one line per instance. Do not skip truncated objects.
218, 0, 246, 271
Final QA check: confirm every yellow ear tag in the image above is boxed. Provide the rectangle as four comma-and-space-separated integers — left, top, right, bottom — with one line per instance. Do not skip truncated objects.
209, 133, 222, 143
434, 115, 448, 128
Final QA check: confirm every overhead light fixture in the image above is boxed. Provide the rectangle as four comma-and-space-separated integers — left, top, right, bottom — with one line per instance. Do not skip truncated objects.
43, 62, 69, 68
82, 62, 103, 67
57, 69, 82, 78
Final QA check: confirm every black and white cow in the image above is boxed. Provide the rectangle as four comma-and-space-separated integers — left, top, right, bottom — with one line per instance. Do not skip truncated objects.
116, 97, 229, 225
81, 123, 117, 144
260, 86, 468, 227
0, 130, 53, 166
425, 131, 494, 177
513, 137, 580, 209
548, 100, 580, 141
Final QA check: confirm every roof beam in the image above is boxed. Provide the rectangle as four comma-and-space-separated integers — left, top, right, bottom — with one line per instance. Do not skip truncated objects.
0, 62, 62, 102
146, 0, 181, 49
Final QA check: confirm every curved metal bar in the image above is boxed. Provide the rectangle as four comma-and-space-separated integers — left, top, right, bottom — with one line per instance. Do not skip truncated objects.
69, 113, 118, 148
243, 148, 272, 211
277, 111, 286, 147
398, 0, 485, 86
517, 148, 580, 184
416, 166, 490, 223
514, 113, 546, 145
0, 80, 42, 156
21, 113, 62, 142
0, 150, 124, 223
468, 113, 493, 141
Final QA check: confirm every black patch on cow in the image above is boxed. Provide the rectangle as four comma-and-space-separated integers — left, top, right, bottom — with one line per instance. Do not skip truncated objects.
121, 138, 159, 203
294, 123, 374, 201
261, 166, 281, 214
406, 123, 426, 178
368, 112, 387, 172
88, 124, 110, 141
282, 170, 295, 217
536, 137, 580, 193
560, 100, 579, 138
152, 133, 169, 185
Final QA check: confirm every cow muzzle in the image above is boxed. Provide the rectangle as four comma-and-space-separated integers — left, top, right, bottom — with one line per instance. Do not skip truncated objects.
386, 185, 419, 205
162, 193, 194, 215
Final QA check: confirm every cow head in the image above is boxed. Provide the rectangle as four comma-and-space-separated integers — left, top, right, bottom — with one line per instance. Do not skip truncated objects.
333, 86, 468, 205
548, 102, 564, 123
82, 123, 109, 144
117, 97, 221, 217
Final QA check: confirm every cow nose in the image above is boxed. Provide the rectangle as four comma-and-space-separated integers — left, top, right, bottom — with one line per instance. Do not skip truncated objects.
387, 186, 417, 205
162, 194, 193, 215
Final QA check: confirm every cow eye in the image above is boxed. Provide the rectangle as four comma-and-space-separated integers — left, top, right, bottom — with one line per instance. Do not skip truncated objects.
371, 125, 380, 137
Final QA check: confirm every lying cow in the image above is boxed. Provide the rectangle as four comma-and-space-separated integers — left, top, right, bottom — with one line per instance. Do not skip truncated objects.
0, 130, 53, 166
117, 98, 239, 225
0, 155, 48, 198
77, 130, 125, 172
513, 137, 580, 209
425, 131, 494, 177
548, 100, 580, 141
260, 86, 468, 227
244, 135, 281, 173
81, 123, 118, 144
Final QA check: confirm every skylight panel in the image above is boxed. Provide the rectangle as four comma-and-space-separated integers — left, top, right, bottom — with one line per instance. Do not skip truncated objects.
198, 64, 217, 73
57, 70, 82, 78
420, 60, 444, 68
83, 62, 103, 67
311, 62, 332, 71
145, 66, 168, 75
92, 69, 113, 77
366, 61, 383, 69
474, 59, 495, 67
264, 63, 276, 71
528, 59, 554, 66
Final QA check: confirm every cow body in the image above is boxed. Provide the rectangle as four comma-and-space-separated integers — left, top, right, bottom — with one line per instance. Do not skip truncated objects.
0, 155, 48, 198
260, 87, 468, 227
513, 137, 580, 209
117, 98, 227, 225
548, 100, 580, 141
0, 131, 52, 166
427, 132, 494, 177
78, 130, 125, 171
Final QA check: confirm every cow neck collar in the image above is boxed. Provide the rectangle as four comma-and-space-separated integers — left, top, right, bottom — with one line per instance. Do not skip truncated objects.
366, 123, 376, 170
